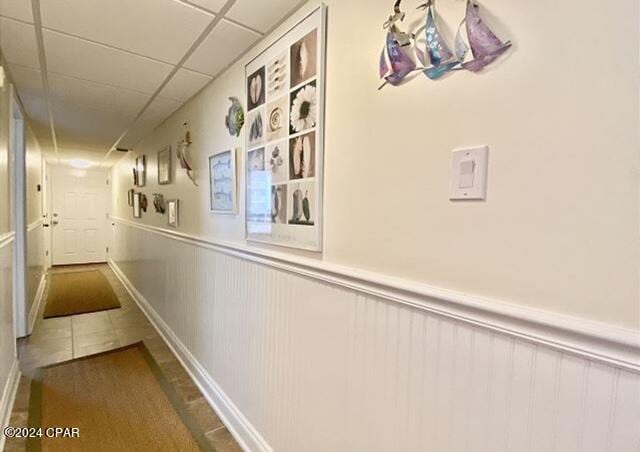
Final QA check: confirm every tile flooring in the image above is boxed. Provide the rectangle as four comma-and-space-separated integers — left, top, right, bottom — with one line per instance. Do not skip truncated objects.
4, 264, 242, 452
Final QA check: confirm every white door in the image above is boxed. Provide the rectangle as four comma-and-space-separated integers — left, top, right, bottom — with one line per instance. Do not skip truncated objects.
50, 166, 108, 265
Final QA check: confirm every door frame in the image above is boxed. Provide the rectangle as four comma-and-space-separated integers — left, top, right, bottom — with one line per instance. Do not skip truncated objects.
49, 165, 109, 266
10, 86, 27, 338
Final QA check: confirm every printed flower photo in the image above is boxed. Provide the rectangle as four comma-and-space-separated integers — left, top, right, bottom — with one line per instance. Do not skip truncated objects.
247, 66, 265, 111
289, 81, 317, 135
290, 29, 317, 88
289, 131, 315, 180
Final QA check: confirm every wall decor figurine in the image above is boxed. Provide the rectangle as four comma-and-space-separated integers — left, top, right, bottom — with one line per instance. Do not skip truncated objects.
133, 192, 142, 218
225, 97, 245, 137
127, 189, 134, 207
132, 168, 138, 186
454, 0, 512, 72
167, 199, 179, 228
136, 155, 146, 187
153, 193, 166, 214
157, 146, 172, 185
209, 149, 237, 214
245, 5, 326, 251
177, 123, 198, 186
140, 193, 148, 213
378, 0, 511, 89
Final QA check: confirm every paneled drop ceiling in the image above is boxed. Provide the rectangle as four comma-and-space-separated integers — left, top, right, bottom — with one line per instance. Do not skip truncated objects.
0, 0, 304, 166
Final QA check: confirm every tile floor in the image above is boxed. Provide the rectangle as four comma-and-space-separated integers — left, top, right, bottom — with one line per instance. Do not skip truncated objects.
4, 264, 242, 452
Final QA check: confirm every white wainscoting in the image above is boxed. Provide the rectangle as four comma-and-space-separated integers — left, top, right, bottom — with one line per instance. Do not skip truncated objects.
27, 220, 46, 334
0, 233, 18, 451
109, 218, 640, 452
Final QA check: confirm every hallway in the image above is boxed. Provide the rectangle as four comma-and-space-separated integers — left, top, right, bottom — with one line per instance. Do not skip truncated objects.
4, 265, 240, 452
0, 0, 638, 450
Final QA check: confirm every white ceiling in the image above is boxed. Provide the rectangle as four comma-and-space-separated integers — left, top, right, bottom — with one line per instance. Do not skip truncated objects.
0, 0, 304, 166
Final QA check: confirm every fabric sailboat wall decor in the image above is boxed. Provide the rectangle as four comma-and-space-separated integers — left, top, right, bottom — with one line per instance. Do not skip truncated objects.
455, 0, 512, 72
415, 0, 459, 80
379, 0, 417, 88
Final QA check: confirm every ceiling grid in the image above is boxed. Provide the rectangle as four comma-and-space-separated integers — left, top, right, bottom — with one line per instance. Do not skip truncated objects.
0, 0, 305, 165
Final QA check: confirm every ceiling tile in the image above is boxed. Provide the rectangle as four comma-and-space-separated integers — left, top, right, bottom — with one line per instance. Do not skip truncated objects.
160, 68, 211, 102
0, 0, 33, 23
186, 0, 226, 14
0, 18, 39, 69
6, 64, 44, 98
44, 29, 173, 94
52, 100, 131, 154
227, 0, 301, 33
48, 73, 151, 117
119, 96, 183, 149
185, 19, 259, 76
40, 0, 213, 64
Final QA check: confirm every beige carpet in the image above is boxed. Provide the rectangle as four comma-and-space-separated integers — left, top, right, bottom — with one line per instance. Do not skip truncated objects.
43, 270, 121, 318
27, 343, 212, 452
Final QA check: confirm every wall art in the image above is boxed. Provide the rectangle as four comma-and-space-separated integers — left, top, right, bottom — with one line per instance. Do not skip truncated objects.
167, 199, 179, 228
225, 97, 245, 137
379, 0, 511, 89
177, 123, 197, 186
132, 168, 138, 186
133, 192, 141, 218
135, 155, 146, 187
157, 146, 172, 185
153, 193, 166, 214
209, 149, 237, 214
245, 5, 326, 251
127, 189, 134, 207
140, 193, 148, 213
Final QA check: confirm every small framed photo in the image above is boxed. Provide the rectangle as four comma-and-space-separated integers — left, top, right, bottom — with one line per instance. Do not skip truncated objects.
157, 146, 171, 185
167, 199, 179, 228
136, 155, 146, 187
208, 149, 237, 214
133, 192, 142, 218
127, 189, 134, 206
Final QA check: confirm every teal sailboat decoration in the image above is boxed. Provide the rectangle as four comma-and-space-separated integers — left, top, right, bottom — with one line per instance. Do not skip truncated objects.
415, 0, 459, 79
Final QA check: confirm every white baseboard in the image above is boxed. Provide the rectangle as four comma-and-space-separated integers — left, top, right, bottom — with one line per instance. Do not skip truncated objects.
109, 259, 272, 452
0, 360, 21, 451
28, 273, 47, 335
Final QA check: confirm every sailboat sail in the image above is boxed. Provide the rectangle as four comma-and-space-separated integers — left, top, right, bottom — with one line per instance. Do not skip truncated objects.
455, 0, 511, 72
379, 0, 416, 88
417, 1, 458, 79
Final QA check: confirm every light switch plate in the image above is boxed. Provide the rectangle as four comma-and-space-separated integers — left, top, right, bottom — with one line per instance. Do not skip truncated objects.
450, 145, 489, 200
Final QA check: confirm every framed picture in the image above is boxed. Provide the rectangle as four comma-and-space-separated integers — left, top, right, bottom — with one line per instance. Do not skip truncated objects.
133, 192, 141, 218
245, 5, 326, 251
167, 199, 179, 228
157, 146, 171, 185
127, 189, 134, 206
136, 155, 146, 187
209, 149, 237, 214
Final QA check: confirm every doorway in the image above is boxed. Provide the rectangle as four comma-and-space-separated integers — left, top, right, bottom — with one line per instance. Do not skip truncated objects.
49, 166, 108, 266
10, 89, 27, 338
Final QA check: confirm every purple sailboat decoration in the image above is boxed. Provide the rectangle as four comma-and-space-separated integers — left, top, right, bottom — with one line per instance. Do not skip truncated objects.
379, 0, 416, 89
455, 0, 511, 72
415, 0, 459, 80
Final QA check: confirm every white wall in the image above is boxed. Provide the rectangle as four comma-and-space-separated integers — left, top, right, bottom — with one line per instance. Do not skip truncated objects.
109, 0, 640, 450
112, 0, 640, 330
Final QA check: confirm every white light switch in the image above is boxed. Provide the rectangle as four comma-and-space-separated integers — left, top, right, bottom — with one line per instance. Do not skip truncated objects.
450, 146, 489, 200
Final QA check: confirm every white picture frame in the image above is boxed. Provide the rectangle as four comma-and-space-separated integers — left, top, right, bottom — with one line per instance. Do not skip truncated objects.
209, 149, 237, 214
157, 146, 172, 185
167, 199, 179, 228
133, 192, 141, 218
136, 155, 146, 187
244, 5, 327, 252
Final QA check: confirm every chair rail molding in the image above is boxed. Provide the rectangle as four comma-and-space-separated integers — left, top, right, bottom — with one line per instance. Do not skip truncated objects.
109, 216, 640, 372
0, 233, 15, 250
